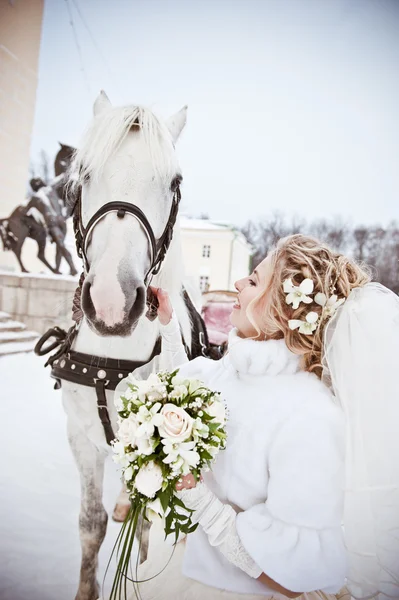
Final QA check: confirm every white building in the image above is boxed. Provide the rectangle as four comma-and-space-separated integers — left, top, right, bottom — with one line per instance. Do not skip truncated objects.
180, 217, 253, 292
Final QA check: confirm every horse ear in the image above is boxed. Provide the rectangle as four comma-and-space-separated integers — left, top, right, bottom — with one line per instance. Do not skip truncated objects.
93, 90, 112, 116
166, 106, 188, 143
59, 142, 65, 148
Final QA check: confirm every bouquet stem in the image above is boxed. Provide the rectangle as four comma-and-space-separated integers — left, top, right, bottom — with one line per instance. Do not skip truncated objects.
106, 500, 144, 600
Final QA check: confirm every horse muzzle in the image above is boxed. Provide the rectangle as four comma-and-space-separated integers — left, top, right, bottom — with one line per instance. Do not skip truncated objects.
81, 276, 146, 336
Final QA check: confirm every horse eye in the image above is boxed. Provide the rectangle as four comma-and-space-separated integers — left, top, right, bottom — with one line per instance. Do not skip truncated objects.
79, 167, 91, 185
170, 174, 182, 192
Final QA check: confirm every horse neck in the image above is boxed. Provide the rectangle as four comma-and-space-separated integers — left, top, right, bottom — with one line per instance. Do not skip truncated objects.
73, 227, 192, 361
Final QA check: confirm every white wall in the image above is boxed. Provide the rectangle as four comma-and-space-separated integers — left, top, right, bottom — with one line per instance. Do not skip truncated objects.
229, 234, 253, 289
180, 219, 252, 291
0, 0, 44, 272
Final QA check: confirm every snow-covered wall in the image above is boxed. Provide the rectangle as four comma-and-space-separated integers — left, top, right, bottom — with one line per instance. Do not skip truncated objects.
0, 271, 77, 334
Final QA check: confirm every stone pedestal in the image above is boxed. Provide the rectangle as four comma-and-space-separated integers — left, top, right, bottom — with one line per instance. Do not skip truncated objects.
0, 271, 78, 334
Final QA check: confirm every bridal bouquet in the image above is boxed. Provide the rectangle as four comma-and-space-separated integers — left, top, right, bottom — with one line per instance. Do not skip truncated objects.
109, 369, 227, 599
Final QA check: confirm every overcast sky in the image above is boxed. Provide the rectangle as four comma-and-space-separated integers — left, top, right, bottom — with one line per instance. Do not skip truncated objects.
30, 0, 399, 227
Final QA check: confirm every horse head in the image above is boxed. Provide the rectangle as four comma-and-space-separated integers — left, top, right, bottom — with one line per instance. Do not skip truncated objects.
71, 91, 187, 337
55, 143, 76, 177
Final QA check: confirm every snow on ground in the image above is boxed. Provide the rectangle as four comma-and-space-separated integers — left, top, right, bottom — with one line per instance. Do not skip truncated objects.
0, 352, 128, 600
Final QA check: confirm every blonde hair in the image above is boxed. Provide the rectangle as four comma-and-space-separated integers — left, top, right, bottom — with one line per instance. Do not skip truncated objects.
247, 234, 371, 378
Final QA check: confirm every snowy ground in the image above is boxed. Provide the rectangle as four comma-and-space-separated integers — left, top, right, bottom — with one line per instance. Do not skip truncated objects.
0, 352, 127, 600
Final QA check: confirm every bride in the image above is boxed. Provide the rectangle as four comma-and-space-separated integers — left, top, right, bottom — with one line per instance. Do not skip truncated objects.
127, 234, 399, 600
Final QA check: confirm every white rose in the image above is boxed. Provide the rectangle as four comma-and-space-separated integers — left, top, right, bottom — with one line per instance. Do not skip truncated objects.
207, 399, 226, 426
135, 462, 163, 498
117, 414, 139, 446
158, 404, 193, 443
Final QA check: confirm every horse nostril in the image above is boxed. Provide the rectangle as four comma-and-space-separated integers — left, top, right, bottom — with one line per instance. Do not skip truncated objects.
128, 285, 146, 322
81, 280, 96, 319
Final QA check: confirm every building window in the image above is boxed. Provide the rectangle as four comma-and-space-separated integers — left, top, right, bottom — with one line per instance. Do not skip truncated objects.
202, 244, 211, 258
199, 276, 210, 292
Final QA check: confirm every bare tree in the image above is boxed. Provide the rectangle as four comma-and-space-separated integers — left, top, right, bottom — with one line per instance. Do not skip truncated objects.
241, 213, 399, 294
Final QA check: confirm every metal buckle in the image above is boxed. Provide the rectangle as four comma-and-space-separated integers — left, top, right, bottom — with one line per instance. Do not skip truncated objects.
199, 331, 208, 357
93, 378, 110, 387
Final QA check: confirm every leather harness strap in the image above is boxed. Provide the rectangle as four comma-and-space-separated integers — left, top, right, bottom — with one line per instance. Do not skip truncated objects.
95, 379, 118, 446
35, 328, 163, 445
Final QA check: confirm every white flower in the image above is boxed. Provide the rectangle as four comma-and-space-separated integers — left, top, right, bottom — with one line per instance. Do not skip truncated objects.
283, 278, 314, 309
171, 375, 188, 387
192, 417, 209, 440
206, 399, 226, 426
207, 445, 219, 458
188, 379, 204, 395
134, 373, 166, 401
127, 373, 140, 386
135, 461, 164, 498
123, 387, 135, 400
124, 466, 134, 482
136, 402, 164, 438
162, 439, 200, 475
158, 404, 193, 443
114, 394, 125, 411
289, 311, 319, 335
117, 413, 140, 446
315, 293, 345, 317
113, 451, 136, 468
169, 385, 188, 401
136, 435, 157, 456
146, 497, 165, 522
112, 440, 126, 457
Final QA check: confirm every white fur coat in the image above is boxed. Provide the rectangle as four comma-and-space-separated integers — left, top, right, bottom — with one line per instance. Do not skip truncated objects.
157, 323, 347, 596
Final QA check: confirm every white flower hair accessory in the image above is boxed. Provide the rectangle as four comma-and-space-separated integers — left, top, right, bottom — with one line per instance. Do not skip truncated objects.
314, 292, 345, 317
283, 278, 314, 309
289, 311, 319, 335
283, 276, 346, 336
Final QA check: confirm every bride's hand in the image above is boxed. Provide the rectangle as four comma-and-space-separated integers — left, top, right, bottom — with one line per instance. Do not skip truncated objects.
150, 287, 173, 326
175, 473, 202, 491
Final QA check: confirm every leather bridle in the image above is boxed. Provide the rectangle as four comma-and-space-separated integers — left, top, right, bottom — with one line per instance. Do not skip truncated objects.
71, 184, 181, 282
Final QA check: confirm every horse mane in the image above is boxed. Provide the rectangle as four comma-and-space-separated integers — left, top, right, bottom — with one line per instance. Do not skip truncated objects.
69, 105, 175, 190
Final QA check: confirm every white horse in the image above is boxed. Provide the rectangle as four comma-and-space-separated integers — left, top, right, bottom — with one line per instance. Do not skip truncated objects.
62, 91, 192, 600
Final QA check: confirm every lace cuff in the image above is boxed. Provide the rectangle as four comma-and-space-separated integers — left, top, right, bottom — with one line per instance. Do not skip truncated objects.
176, 484, 262, 579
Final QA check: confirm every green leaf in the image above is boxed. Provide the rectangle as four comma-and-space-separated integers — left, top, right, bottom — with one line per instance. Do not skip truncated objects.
174, 525, 180, 544
158, 489, 171, 514
172, 496, 192, 511
165, 508, 174, 535
201, 449, 214, 461
185, 522, 199, 534
208, 422, 220, 433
